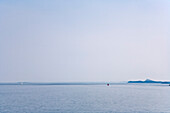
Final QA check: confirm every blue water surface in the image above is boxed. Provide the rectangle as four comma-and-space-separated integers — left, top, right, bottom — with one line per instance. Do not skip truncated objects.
0, 84, 170, 113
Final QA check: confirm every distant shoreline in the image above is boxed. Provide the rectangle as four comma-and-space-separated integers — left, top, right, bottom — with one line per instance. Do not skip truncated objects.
128, 79, 170, 84
0, 82, 126, 85
0, 79, 170, 85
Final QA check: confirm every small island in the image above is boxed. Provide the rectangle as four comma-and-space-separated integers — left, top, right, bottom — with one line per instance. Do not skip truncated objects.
128, 79, 170, 84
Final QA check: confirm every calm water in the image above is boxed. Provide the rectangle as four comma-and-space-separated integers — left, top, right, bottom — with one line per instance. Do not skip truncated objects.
0, 84, 170, 113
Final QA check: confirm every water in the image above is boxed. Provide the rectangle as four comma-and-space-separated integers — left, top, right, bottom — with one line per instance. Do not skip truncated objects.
0, 84, 170, 113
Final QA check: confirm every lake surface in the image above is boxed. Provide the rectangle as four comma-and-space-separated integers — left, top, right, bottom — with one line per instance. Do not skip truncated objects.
0, 84, 170, 113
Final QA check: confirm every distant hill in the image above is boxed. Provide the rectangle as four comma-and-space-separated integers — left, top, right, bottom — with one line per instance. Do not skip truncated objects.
128, 79, 170, 84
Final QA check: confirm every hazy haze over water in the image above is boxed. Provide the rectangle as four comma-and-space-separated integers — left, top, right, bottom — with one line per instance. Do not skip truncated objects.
0, 0, 170, 82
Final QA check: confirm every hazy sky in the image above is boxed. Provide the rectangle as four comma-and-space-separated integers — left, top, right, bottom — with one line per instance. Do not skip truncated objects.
0, 0, 169, 82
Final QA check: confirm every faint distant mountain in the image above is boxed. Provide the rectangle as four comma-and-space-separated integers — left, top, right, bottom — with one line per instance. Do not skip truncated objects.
128, 79, 170, 84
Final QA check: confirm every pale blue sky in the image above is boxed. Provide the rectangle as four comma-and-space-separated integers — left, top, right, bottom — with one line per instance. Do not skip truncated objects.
0, 0, 169, 82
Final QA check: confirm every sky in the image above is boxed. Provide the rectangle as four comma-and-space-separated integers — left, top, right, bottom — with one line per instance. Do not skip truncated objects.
0, 0, 170, 82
